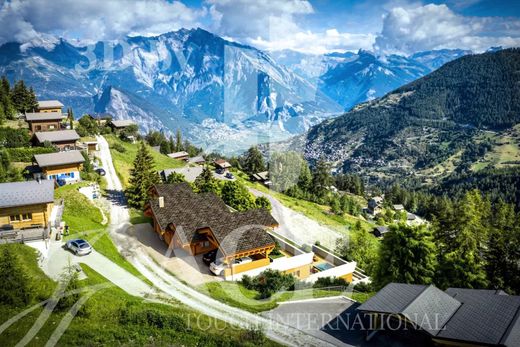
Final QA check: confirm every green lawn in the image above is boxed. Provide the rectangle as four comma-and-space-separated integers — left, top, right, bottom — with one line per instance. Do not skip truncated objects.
129, 208, 152, 225
104, 134, 185, 188
55, 183, 143, 279
241, 178, 372, 234
200, 281, 349, 313
0, 244, 280, 346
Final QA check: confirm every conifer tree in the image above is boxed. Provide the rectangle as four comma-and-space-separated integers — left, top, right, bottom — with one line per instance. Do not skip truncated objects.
311, 159, 333, 199
67, 108, 74, 129
194, 165, 219, 194
0, 246, 34, 306
244, 146, 265, 174
175, 129, 183, 151
374, 224, 437, 289
126, 142, 160, 208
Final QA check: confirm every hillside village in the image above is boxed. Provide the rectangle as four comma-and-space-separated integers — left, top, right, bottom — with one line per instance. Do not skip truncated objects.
0, 78, 519, 346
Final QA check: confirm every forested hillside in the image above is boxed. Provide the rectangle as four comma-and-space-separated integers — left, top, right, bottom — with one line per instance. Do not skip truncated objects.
300, 49, 520, 190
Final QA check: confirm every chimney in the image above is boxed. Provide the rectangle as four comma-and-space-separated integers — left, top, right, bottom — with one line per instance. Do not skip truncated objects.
158, 196, 164, 208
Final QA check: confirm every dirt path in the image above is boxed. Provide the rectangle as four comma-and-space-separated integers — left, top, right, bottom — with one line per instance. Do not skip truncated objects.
249, 188, 345, 249
95, 135, 336, 347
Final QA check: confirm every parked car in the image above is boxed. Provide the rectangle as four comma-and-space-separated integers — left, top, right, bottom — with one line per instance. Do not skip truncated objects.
225, 172, 234, 179
65, 239, 93, 256
95, 168, 106, 176
210, 256, 252, 276
203, 249, 218, 265
215, 168, 225, 174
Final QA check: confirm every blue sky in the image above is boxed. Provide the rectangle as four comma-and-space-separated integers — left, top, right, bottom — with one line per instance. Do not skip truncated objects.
1, 0, 519, 55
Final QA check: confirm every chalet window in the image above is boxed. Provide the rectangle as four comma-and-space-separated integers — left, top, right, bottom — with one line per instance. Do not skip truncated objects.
202, 241, 210, 248
294, 270, 300, 277
21, 213, 32, 221
49, 125, 55, 130
35, 125, 42, 131
9, 215, 21, 222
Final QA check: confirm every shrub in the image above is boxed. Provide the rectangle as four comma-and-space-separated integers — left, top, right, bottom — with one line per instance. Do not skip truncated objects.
6, 146, 56, 162
240, 327, 266, 345
313, 276, 349, 289
354, 282, 374, 293
112, 142, 126, 153
240, 269, 295, 299
0, 127, 30, 147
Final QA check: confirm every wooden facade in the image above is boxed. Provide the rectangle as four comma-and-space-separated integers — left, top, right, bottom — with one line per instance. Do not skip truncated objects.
41, 163, 82, 181
146, 208, 275, 275
29, 120, 61, 133
38, 107, 62, 113
0, 202, 53, 230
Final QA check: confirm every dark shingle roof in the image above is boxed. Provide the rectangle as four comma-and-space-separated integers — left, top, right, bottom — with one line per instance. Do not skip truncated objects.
149, 183, 277, 256
0, 180, 54, 208
440, 288, 520, 346
34, 150, 85, 167
26, 112, 64, 121
34, 130, 79, 143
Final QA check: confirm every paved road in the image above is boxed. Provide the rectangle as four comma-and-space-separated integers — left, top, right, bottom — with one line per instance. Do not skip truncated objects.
250, 188, 345, 249
95, 135, 337, 347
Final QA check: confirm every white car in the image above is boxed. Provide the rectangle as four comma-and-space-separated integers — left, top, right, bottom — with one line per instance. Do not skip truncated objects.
209, 256, 253, 276
65, 239, 93, 256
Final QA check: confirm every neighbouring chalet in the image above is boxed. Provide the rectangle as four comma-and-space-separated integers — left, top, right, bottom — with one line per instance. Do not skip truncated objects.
108, 119, 136, 132
33, 150, 85, 183
25, 112, 65, 132
0, 180, 54, 232
32, 130, 80, 151
214, 159, 231, 170
373, 225, 389, 238
167, 151, 190, 161
358, 283, 520, 347
37, 100, 64, 113
368, 196, 383, 214
145, 183, 279, 276
188, 156, 205, 165
393, 204, 405, 211
251, 171, 271, 186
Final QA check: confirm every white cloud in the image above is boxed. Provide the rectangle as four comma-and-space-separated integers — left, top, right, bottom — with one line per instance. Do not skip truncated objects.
0, 0, 202, 46
374, 3, 520, 55
207, 0, 374, 54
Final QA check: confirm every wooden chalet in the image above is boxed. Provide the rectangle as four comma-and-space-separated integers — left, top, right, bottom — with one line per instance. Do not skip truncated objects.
214, 159, 231, 170
32, 130, 80, 151
0, 180, 54, 232
25, 112, 64, 132
37, 100, 64, 113
145, 183, 279, 276
33, 150, 85, 184
167, 151, 190, 161
108, 119, 136, 132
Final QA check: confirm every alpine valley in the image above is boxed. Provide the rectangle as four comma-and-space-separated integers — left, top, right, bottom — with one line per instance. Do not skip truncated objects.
0, 27, 468, 154
289, 48, 520, 199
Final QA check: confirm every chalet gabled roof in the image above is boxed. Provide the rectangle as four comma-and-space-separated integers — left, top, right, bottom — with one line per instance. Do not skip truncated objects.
0, 180, 54, 208
34, 150, 85, 168
38, 100, 64, 109
148, 183, 277, 256
34, 130, 79, 143
25, 112, 64, 121
110, 120, 135, 128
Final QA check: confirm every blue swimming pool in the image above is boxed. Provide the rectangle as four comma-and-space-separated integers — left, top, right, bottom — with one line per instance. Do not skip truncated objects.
314, 262, 334, 271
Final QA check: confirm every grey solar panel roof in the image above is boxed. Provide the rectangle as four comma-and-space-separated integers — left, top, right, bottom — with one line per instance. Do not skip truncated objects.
441, 288, 520, 346
26, 112, 64, 121
358, 283, 520, 346
34, 150, 85, 167
34, 130, 79, 143
0, 180, 54, 208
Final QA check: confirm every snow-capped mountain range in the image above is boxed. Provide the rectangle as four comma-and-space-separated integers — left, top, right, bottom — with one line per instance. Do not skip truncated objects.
0, 28, 470, 153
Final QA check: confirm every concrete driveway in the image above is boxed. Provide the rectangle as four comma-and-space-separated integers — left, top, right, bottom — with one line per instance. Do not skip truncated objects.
29, 237, 154, 298
133, 223, 221, 286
